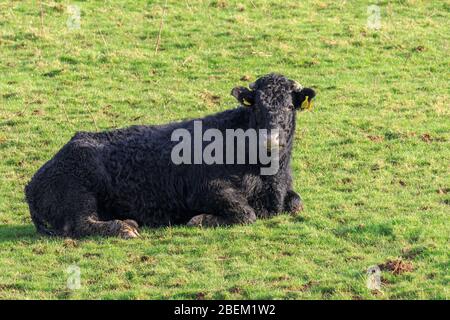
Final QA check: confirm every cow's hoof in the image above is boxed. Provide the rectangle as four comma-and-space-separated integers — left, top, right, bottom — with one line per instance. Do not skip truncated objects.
290, 201, 304, 216
124, 219, 139, 230
118, 220, 140, 239
284, 191, 304, 216
187, 214, 207, 227
187, 214, 220, 227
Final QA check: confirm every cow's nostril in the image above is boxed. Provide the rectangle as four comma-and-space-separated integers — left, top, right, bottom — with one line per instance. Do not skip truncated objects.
266, 133, 281, 151
260, 131, 283, 152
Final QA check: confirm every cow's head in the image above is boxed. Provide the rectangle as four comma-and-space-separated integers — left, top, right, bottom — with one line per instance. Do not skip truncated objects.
231, 73, 316, 151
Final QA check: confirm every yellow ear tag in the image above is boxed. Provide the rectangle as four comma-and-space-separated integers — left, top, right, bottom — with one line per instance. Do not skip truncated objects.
243, 98, 252, 106
301, 96, 309, 110
301, 96, 314, 110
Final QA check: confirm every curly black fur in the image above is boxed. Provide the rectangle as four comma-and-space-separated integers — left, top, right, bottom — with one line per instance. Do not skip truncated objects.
25, 73, 316, 238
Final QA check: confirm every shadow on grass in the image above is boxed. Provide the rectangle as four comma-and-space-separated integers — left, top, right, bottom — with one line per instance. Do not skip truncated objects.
0, 224, 40, 242
0, 221, 264, 243
0, 223, 198, 244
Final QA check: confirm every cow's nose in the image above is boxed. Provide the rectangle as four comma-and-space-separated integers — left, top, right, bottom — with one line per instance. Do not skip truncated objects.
265, 131, 281, 151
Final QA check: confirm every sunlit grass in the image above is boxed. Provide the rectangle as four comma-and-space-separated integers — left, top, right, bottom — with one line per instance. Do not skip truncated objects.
0, 0, 448, 299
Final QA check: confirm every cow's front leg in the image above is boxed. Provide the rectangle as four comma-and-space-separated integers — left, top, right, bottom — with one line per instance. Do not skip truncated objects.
187, 186, 256, 227
283, 190, 304, 215
257, 179, 285, 218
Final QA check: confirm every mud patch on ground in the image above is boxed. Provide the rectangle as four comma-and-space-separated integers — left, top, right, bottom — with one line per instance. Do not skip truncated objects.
379, 259, 414, 275
367, 135, 384, 142
200, 91, 221, 107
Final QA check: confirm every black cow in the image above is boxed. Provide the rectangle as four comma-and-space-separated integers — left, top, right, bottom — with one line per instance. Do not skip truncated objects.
25, 73, 316, 238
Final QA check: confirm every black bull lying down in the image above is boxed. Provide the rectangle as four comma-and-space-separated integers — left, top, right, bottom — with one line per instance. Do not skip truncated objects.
25, 73, 316, 238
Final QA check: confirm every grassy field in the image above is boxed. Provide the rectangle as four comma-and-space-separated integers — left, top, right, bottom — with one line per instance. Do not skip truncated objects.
0, 0, 449, 299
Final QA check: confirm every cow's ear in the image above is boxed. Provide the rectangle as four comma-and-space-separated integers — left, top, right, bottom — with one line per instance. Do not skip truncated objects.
293, 87, 316, 111
231, 86, 255, 106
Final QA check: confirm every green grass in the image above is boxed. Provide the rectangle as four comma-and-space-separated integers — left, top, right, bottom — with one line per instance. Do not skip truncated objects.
0, 0, 449, 299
